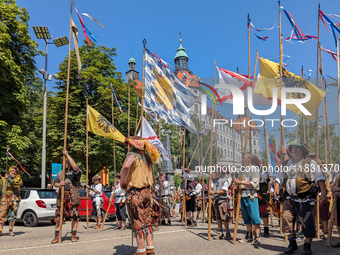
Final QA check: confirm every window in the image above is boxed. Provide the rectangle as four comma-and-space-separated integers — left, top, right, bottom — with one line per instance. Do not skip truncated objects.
254, 149, 257, 155
20, 190, 30, 200
254, 140, 256, 145
37, 190, 58, 199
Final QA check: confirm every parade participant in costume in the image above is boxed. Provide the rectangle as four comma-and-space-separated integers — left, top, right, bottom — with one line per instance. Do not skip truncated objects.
183, 167, 197, 227
257, 157, 270, 237
110, 174, 126, 230
121, 136, 159, 255
0, 166, 22, 237
159, 174, 171, 225
209, 169, 232, 240
234, 152, 262, 246
274, 140, 327, 254
87, 175, 103, 229
329, 155, 340, 247
51, 149, 81, 243
195, 178, 203, 220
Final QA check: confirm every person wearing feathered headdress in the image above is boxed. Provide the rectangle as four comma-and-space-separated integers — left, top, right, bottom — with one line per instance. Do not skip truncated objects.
121, 136, 160, 255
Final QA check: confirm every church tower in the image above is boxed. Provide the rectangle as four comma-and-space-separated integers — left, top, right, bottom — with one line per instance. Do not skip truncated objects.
125, 54, 139, 81
174, 36, 189, 72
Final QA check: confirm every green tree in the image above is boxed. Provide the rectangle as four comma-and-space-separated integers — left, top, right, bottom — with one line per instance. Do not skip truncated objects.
0, 1, 43, 185
47, 42, 142, 182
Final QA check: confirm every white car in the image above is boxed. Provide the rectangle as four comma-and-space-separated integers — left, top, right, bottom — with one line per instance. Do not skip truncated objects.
17, 188, 58, 227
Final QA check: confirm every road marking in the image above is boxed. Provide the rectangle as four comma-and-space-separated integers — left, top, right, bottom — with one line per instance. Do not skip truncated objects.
0, 229, 186, 252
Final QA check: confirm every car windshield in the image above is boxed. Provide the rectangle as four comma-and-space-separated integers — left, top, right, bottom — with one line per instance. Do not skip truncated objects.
37, 190, 58, 199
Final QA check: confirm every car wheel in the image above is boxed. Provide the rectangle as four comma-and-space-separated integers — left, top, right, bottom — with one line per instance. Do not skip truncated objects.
22, 211, 38, 227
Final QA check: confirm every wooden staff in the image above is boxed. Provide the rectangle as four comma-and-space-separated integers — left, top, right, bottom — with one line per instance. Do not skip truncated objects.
262, 107, 274, 227
140, 39, 147, 137
320, 51, 328, 166
199, 82, 205, 224
128, 80, 130, 137
295, 116, 299, 139
242, 50, 259, 153
320, 50, 332, 164
58, 1, 73, 243
100, 92, 117, 231
208, 59, 216, 241
158, 115, 162, 225
316, 4, 321, 158
248, 13, 252, 154
179, 127, 185, 225
135, 102, 139, 135
232, 115, 236, 223
182, 129, 187, 227
86, 99, 89, 230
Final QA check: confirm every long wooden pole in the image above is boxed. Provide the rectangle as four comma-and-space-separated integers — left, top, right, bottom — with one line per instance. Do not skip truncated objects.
158, 115, 162, 225
248, 13, 252, 154
208, 59, 216, 241
320, 51, 328, 165
263, 107, 273, 227
316, 4, 321, 158
128, 81, 130, 137
243, 50, 259, 153
187, 136, 202, 168
320, 50, 332, 164
140, 39, 147, 138
326, 38, 340, 247
183, 129, 186, 227
200, 83, 205, 224
232, 115, 236, 223
86, 99, 89, 230
58, 1, 73, 244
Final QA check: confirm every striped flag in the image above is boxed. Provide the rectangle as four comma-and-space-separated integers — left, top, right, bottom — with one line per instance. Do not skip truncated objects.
144, 49, 201, 134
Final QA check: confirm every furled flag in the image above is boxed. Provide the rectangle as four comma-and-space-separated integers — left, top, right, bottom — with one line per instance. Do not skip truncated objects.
71, 20, 81, 75
87, 105, 125, 143
7, 148, 30, 176
137, 117, 171, 161
143, 49, 202, 134
255, 57, 326, 120
216, 67, 273, 105
81, 13, 105, 28
111, 83, 126, 114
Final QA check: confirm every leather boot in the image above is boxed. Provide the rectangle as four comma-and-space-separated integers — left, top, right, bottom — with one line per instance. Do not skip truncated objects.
71, 231, 78, 242
263, 227, 270, 237
284, 240, 298, 254
51, 232, 59, 244
134, 252, 146, 255
146, 248, 155, 255
301, 242, 312, 255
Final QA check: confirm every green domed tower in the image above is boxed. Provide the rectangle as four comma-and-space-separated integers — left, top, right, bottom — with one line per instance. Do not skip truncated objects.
174, 37, 189, 71
125, 54, 139, 81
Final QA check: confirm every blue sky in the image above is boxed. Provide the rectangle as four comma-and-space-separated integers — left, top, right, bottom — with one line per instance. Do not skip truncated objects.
16, 0, 340, 153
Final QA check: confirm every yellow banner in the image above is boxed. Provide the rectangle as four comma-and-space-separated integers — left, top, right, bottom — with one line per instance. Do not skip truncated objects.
255, 57, 325, 120
88, 105, 125, 143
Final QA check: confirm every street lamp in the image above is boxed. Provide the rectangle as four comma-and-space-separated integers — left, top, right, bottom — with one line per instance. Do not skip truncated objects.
33, 26, 68, 189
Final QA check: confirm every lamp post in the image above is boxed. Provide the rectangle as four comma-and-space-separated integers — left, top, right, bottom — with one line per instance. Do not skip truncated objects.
33, 26, 68, 188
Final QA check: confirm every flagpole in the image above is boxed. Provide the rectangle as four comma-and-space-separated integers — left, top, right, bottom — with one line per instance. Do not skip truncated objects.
232, 115, 236, 223
320, 49, 332, 164
248, 13, 252, 154
242, 50, 259, 153
86, 99, 89, 230
182, 128, 186, 227
320, 51, 328, 165
316, 3, 321, 158
200, 82, 205, 223
208, 59, 216, 241
338, 38, 340, 158
128, 81, 130, 137
158, 114, 162, 225
279, 0, 285, 165
141, 39, 147, 138
58, 1, 73, 244
262, 107, 273, 227
134, 102, 139, 136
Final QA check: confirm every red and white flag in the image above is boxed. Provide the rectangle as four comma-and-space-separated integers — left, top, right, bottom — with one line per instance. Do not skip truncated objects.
216, 67, 273, 105
138, 117, 171, 161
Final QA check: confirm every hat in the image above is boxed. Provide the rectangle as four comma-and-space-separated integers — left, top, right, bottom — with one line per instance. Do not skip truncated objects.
92, 174, 101, 181
288, 139, 309, 158
125, 136, 160, 163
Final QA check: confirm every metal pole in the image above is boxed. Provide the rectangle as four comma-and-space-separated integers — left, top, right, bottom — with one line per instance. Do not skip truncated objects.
303, 118, 306, 143
41, 39, 49, 189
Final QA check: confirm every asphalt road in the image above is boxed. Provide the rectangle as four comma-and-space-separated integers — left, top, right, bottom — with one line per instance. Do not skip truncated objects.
0, 216, 339, 255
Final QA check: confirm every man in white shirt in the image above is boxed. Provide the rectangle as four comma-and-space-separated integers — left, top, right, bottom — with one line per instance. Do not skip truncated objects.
87, 175, 103, 229
274, 140, 327, 255
159, 174, 171, 225
234, 152, 261, 246
182, 168, 197, 227
195, 178, 203, 219
110, 175, 126, 230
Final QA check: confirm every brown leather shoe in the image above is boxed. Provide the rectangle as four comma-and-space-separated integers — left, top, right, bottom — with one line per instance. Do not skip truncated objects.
71, 232, 78, 242
146, 248, 155, 255
51, 233, 59, 244
9, 231, 15, 237
93, 225, 101, 229
134, 252, 146, 255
